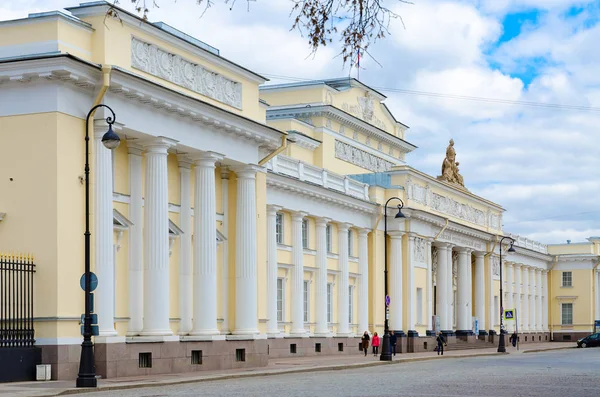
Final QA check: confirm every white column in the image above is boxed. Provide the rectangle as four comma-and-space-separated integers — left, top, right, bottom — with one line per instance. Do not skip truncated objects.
191, 153, 223, 337
389, 232, 404, 332
314, 217, 331, 336
337, 223, 351, 336
220, 168, 230, 333
426, 239, 433, 332
266, 205, 282, 336
595, 270, 600, 323
177, 156, 193, 334
232, 165, 261, 336
448, 246, 455, 331
474, 252, 485, 334
522, 266, 529, 332
536, 269, 543, 332
529, 267, 536, 332
407, 234, 416, 332
357, 228, 369, 335
542, 270, 549, 331
94, 130, 116, 336
127, 144, 143, 335
456, 248, 471, 332
505, 262, 514, 332
291, 211, 307, 336
141, 137, 176, 336
514, 264, 522, 332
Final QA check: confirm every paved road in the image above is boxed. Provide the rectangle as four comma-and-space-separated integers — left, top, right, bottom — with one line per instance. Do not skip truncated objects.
73, 348, 600, 397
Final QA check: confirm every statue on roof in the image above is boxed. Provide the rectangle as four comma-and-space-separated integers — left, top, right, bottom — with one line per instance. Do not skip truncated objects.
438, 139, 468, 190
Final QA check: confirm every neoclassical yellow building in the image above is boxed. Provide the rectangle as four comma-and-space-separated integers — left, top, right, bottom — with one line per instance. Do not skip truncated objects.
0, 1, 597, 381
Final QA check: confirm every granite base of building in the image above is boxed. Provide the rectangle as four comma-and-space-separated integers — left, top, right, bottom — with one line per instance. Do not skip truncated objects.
267, 337, 362, 358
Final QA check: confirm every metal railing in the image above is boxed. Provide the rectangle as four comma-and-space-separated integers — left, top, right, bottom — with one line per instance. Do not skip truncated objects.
0, 253, 35, 348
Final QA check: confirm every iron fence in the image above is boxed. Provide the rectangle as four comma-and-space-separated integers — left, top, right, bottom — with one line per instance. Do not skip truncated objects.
0, 253, 35, 348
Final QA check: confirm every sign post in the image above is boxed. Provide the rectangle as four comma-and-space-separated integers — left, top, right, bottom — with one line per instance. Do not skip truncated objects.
504, 308, 518, 350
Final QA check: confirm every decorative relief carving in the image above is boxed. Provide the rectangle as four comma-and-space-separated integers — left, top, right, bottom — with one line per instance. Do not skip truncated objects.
452, 251, 458, 287
334, 140, 394, 172
377, 142, 383, 151
413, 237, 426, 263
353, 130, 359, 139
325, 92, 333, 105
365, 136, 371, 146
341, 92, 388, 131
438, 231, 485, 251
326, 118, 332, 129
432, 193, 486, 226
491, 256, 500, 277
389, 147, 394, 156
432, 247, 438, 276
339, 125, 345, 135
131, 37, 242, 109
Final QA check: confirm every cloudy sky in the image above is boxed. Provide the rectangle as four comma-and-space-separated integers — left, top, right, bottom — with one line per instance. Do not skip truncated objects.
3, 0, 599, 244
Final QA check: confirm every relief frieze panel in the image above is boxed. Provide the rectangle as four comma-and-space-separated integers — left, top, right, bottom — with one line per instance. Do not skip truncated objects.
438, 231, 485, 251
334, 140, 394, 172
413, 237, 426, 263
131, 37, 243, 109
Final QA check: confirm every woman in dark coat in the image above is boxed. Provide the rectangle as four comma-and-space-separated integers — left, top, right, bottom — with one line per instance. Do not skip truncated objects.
361, 331, 370, 356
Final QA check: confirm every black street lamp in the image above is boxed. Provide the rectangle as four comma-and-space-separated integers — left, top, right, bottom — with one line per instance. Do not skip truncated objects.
497, 236, 515, 354
76, 104, 120, 388
380, 197, 405, 361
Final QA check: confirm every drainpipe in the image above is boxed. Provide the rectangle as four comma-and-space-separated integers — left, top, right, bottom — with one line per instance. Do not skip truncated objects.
433, 218, 449, 241
485, 235, 500, 258
258, 134, 293, 166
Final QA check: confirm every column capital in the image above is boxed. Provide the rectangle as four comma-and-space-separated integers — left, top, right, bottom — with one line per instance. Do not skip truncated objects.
315, 217, 331, 227
291, 211, 307, 221
233, 164, 265, 179
141, 136, 178, 153
473, 250, 485, 258
455, 247, 472, 254
357, 228, 370, 237
388, 231, 404, 239
221, 166, 230, 179
193, 151, 224, 167
513, 262, 522, 268
177, 154, 194, 169
127, 140, 144, 156
337, 222, 352, 232
267, 204, 283, 215
432, 241, 449, 249
407, 232, 417, 241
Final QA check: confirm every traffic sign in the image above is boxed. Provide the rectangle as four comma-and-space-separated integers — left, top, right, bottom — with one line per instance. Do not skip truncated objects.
504, 309, 515, 321
385, 295, 390, 306
80, 272, 98, 292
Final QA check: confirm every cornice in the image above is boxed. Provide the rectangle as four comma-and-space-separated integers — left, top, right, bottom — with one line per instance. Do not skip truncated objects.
108, 67, 283, 150
266, 105, 416, 154
287, 131, 320, 151
512, 246, 554, 262
266, 172, 378, 215
406, 208, 495, 242
555, 254, 600, 263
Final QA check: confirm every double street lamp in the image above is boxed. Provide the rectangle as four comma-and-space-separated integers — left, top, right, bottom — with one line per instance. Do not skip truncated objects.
497, 236, 516, 354
76, 104, 120, 388
380, 197, 405, 361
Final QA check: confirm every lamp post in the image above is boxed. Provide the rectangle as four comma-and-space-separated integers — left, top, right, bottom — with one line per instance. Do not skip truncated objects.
497, 236, 515, 353
76, 104, 120, 388
380, 197, 405, 361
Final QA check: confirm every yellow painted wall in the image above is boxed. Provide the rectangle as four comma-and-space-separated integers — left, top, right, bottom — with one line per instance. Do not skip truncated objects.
550, 269, 594, 333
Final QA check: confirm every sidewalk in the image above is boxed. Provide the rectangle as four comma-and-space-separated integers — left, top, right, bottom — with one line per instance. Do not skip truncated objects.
0, 342, 576, 397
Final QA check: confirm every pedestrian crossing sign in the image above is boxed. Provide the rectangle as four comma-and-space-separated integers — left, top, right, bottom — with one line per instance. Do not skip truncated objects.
504, 309, 515, 321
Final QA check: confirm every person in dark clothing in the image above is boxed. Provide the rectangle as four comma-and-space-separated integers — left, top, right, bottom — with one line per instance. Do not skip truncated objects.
390, 330, 398, 356
436, 332, 447, 356
509, 331, 517, 348
361, 331, 370, 356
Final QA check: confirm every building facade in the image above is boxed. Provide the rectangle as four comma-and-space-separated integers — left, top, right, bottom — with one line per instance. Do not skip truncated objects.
0, 1, 595, 381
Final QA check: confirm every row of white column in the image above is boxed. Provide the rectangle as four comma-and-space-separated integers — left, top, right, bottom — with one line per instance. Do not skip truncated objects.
95, 135, 262, 338
504, 262, 548, 332
265, 207, 370, 337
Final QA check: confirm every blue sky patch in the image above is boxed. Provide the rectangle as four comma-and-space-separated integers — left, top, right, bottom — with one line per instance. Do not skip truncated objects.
497, 10, 542, 45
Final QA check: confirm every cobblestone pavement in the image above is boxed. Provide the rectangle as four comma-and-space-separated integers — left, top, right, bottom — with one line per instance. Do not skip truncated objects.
68, 348, 600, 397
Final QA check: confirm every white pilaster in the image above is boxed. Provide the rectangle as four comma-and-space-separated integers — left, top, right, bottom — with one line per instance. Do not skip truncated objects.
505, 262, 514, 332
291, 211, 307, 336
141, 137, 177, 336
514, 264, 522, 332
407, 234, 416, 332
536, 269, 543, 332
474, 251, 485, 333
522, 266, 529, 332
448, 246, 455, 331
426, 239, 433, 332
191, 152, 223, 337
529, 267, 536, 332
314, 217, 331, 336
266, 205, 282, 336
220, 168, 230, 333
390, 232, 404, 332
456, 248, 471, 332
542, 270, 549, 331
336, 223, 351, 336
127, 143, 143, 335
177, 156, 193, 334
357, 228, 369, 335
94, 130, 116, 336
595, 270, 600, 323
232, 165, 261, 336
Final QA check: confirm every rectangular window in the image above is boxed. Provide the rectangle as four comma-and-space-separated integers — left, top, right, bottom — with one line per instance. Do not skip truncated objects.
562, 303, 573, 325
348, 286, 354, 324
326, 225, 332, 253
348, 230, 353, 256
327, 283, 333, 323
275, 213, 284, 244
303, 280, 309, 322
562, 272, 572, 287
302, 219, 309, 249
416, 288, 423, 325
277, 278, 284, 322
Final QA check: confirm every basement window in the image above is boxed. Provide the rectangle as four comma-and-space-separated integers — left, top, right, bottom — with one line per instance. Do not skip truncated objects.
139, 352, 152, 368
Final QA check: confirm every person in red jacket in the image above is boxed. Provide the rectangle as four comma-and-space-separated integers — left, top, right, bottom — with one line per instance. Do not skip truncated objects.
372, 332, 380, 356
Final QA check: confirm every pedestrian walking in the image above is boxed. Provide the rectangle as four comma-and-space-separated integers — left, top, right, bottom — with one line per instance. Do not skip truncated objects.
435, 332, 447, 356
390, 330, 397, 356
509, 331, 517, 348
361, 331, 370, 356
372, 332, 380, 356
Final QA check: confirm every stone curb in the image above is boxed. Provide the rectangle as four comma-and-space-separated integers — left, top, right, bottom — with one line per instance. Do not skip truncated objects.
521, 346, 576, 354
52, 352, 505, 396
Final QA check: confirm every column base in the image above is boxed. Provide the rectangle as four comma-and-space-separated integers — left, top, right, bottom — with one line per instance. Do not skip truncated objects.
226, 334, 267, 341
407, 330, 419, 337
334, 332, 353, 338
126, 335, 179, 343
267, 332, 285, 339
287, 332, 310, 339
94, 336, 126, 344
138, 329, 174, 337
180, 334, 226, 342
98, 330, 118, 337
311, 332, 332, 338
